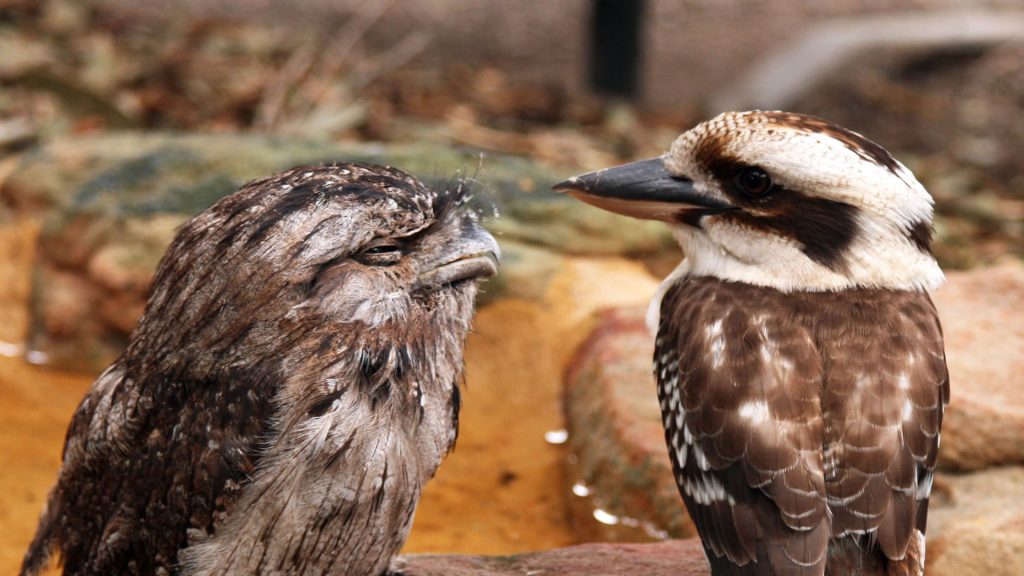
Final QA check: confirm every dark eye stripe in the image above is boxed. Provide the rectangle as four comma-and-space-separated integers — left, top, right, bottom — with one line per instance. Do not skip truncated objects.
692, 134, 861, 271
720, 191, 859, 271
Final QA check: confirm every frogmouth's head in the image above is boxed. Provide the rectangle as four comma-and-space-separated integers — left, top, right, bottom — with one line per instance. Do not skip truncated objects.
129, 163, 499, 374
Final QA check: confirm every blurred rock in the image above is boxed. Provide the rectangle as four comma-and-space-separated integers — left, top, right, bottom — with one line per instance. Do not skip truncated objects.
394, 539, 709, 576
0, 28, 55, 78
565, 306, 694, 541
927, 466, 1024, 576
563, 263, 1024, 537
931, 261, 1024, 471
790, 39, 1024, 266
0, 219, 38, 348
476, 240, 564, 307
2, 132, 671, 371
490, 197, 672, 257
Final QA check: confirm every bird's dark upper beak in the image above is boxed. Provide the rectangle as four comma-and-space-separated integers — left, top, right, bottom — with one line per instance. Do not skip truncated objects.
416, 223, 500, 290
553, 157, 733, 222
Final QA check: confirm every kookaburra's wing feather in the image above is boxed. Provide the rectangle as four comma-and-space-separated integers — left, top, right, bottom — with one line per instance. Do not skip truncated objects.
819, 289, 947, 574
656, 278, 829, 575
656, 277, 947, 575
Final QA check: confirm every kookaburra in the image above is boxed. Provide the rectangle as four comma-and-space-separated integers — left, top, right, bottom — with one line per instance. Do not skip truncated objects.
556, 111, 948, 575
21, 164, 499, 576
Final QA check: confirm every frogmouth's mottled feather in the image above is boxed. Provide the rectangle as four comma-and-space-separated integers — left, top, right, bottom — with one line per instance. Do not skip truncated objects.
22, 164, 496, 576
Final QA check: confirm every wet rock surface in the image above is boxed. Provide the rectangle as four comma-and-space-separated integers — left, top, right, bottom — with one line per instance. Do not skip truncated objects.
931, 262, 1024, 471
394, 539, 709, 576
564, 263, 1024, 566
565, 307, 695, 540
1, 132, 670, 370
928, 466, 1024, 576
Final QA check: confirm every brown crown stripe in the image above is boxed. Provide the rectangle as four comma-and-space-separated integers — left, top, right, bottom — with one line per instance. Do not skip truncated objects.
759, 111, 903, 176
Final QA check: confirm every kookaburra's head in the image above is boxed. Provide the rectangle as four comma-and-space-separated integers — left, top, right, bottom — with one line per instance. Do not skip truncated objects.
555, 111, 943, 293
127, 163, 499, 379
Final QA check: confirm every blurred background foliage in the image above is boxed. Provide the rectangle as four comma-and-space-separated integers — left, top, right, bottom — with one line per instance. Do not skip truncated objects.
1, 1, 1023, 572
1, 0, 1022, 267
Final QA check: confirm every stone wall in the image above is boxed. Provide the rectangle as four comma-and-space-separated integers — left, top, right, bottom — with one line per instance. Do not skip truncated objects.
101, 0, 1024, 109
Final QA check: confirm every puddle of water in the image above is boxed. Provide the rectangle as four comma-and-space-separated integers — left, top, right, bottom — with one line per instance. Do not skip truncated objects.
403, 300, 578, 554
0, 355, 93, 575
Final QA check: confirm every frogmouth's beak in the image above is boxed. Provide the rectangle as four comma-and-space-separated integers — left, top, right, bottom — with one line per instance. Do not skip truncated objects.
416, 223, 500, 290
553, 157, 733, 222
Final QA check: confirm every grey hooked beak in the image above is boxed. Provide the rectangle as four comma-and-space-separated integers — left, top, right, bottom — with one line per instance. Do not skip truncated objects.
553, 157, 732, 222
417, 223, 500, 290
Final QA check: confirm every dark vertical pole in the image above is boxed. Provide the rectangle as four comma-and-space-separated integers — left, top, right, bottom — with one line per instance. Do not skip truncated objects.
589, 0, 646, 99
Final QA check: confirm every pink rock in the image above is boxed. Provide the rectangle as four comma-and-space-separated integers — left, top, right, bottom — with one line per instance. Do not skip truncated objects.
927, 466, 1024, 576
565, 307, 695, 540
932, 261, 1024, 470
563, 262, 1024, 544
394, 539, 709, 576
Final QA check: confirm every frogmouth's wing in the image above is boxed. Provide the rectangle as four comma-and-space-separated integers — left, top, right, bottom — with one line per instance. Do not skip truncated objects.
21, 363, 276, 575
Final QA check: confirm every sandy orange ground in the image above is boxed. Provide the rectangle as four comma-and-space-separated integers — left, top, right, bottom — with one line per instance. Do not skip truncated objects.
0, 212, 660, 573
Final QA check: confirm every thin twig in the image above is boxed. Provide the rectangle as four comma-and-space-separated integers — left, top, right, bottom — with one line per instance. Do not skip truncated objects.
350, 31, 432, 92
255, 42, 321, 129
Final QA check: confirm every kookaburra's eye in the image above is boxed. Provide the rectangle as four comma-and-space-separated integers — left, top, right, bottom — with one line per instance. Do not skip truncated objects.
735, 166, 773, 198
355, 243, 403, 266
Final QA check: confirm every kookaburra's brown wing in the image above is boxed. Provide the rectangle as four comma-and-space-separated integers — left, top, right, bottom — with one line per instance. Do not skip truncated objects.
656, 277, 947, 576
657, 277, 830, 575
817, 286, 948, 575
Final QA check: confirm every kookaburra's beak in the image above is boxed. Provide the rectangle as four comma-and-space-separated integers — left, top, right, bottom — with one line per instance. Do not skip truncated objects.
417, 223, 501, 289
553, 157, 732, 222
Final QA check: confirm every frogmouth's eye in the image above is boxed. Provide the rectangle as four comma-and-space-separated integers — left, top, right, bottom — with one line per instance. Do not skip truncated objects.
355, 242, 403, 266
735, 167, 773, 198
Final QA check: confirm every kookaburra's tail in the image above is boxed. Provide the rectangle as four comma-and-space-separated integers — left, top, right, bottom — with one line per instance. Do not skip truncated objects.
827, 532, 926, 576
696, 536, 916, 576
825, 538, 888, 576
